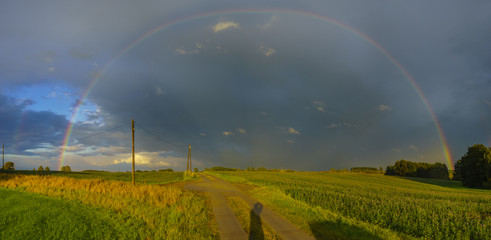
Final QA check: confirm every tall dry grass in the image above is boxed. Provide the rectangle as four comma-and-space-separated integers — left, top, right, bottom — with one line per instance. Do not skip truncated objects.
0, 173, 218, 239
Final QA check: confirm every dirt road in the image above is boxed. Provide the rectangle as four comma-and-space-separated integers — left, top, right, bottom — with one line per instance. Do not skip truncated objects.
185, 174, 314, 240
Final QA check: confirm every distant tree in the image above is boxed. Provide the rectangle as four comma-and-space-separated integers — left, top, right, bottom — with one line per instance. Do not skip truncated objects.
61, 165, 72, 172
3, 161, 14, 170
45, 167, 50, 172
385, 166, 396, 175
454, 144, 491, 188
33, 168, 36, 171
37, 166, 44, 171
428, 162, 449, 179
207, 167, 236, 171
394, 159, 418, 177
194, 168, 198, 173
351, 167, 379, 173
257, 167, 267, 171
158, 168, 173, 172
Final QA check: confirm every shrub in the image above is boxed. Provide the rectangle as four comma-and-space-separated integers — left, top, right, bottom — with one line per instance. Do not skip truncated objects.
3, 161, 14, 170
206, 167, 236, 171
61, 166, 72, 172
351, 167, 380, 173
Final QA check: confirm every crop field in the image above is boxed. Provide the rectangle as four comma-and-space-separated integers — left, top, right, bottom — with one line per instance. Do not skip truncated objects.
1, 170, 490, 240
210, 171, 491, 240
0, 173, 218, 240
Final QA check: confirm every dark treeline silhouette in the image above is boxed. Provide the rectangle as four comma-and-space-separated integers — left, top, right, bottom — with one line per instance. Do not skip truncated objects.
453, 144, 491, 189
385, 159, 449, 179
350, 167, 383, 174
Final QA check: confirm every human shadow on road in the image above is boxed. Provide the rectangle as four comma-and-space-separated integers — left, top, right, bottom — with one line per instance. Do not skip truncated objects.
249, 202, 265, 240
309, 220, 384, 240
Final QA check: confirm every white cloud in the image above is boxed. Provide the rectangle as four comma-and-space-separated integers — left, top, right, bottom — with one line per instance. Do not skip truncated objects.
212, 21, 240, 33
25, 143, 58, 154
175, 48, 199, 55
327, 123, 341, 128
260, 16, 278, 30
155, 86, 163, 95
237, 128, 247, 134
260, 42, 276, 56
223, 131, 234, 136
327, 122, 359, 129
377, 104, 392, 111
200, 132, 207, 136
90, 151, 188, 169
409, 144, 419, 151
195, 42, 204, 49
287, 127, 301, 135
48, 67, 55, 72
483, 99, 491, 107
392, 148, 402, 153
286, 139, 295, 144
313, 101, 326, 112
45, 91, 58, 98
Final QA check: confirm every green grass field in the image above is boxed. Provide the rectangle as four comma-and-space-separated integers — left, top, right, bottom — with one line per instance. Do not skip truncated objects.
0, 172, 218, 240
210, 171, 491, 240
0, 188, 148, 239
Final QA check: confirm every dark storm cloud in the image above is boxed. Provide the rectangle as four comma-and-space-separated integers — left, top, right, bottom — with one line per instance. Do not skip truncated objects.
0, 0, 490, 170
0, 94, 68, 155
83, 13, 441, 170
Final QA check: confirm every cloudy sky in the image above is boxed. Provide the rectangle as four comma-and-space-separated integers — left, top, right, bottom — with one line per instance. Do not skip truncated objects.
1, 1, 490, 171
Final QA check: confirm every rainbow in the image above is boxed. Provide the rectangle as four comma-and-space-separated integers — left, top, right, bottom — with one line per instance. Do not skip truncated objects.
58, 9, 454, 170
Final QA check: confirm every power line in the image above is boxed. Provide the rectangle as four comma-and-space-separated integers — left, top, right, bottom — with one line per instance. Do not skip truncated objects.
74, 123, 131, 141
134, 122, 187, 148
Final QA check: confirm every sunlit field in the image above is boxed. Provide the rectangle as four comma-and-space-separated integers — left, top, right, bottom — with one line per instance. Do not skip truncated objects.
210, 171, 491, 240
0, 173, 218, 240
12, 170, 185, 184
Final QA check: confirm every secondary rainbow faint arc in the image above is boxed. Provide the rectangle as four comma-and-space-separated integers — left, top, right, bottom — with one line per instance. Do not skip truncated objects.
58, 9, 454, 170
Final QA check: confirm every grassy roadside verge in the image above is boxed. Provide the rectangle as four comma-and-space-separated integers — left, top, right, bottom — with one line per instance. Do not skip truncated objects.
208, 171, 412, 240
0, 173, 218, 239
0, 188, 147, 240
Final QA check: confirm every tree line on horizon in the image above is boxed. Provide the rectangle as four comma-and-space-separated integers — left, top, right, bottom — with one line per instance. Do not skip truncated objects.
385, 143, 491, 189
385, 160, 449, 179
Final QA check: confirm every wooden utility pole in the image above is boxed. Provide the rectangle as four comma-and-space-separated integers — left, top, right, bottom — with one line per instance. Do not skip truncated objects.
186, 145, 189, 174
188, 144, 193, 173
132, 119, 135, 185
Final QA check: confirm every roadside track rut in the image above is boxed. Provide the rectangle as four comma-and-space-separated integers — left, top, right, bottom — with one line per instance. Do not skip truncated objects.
185, 174, 314, 240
